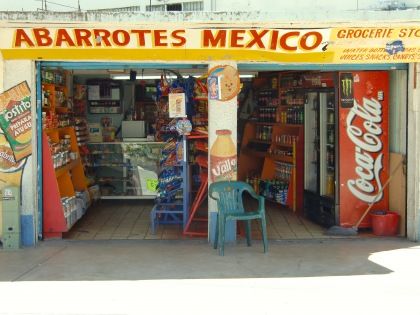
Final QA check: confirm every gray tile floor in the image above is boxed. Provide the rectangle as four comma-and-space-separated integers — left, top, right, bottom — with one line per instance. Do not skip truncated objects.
65, 199, 360, 241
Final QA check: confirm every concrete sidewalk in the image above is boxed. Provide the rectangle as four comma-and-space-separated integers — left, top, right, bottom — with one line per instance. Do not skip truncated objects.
0, 238, 419, 314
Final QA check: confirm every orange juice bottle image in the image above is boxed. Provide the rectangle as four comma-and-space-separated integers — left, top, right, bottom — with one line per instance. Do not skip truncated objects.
210, 129, 237, 182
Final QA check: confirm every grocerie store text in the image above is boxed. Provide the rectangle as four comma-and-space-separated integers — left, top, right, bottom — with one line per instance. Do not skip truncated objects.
13, 28, 325, 52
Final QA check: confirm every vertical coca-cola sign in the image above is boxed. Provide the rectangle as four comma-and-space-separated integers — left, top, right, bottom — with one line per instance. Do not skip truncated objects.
339, 71, 389, 228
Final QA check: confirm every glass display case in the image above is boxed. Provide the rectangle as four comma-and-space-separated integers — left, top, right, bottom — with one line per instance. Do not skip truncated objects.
86, 142, 164, 199
304, 90, 337, 227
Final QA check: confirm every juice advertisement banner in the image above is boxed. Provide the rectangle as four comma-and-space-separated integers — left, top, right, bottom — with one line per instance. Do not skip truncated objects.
339, 71, 389, 228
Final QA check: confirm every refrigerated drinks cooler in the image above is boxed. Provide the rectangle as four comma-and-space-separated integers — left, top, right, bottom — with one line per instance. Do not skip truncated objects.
338, 71, 389, 228
304, 89, 337, 227
304, 71, 389, 228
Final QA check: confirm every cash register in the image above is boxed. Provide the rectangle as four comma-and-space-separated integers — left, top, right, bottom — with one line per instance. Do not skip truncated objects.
121, 120, 148, 142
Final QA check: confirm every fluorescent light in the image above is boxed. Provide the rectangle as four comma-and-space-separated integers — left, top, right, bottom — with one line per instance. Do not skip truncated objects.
112, 74, 256, 80
112, 75, 162, 80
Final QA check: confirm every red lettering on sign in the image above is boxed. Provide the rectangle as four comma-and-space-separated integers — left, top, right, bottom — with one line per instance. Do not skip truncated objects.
279, 31, 299, 51
153, 30, 168, 47
74, 29, 93, 46
300, 31, 322, 50
230, 30, 245, 48
130, 30, 151, 46
93, 29, 112, 46
14, 29, 34, 47
269, 30, 279, 50
246, 30, 269, 48
33, 28, 53, 46
171, 30, 186, 47
56, 29, 75, 47
112, 30, 130, 46
202, 30, 227, 47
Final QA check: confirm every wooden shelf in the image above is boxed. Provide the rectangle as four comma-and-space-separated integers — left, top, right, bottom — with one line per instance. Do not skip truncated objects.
242, 147, 266, 158
44, 126, 73, 134
249, 139, 271, 144
267, 155, 294, 163
42, 82, 66, 88
42, 120, 90, 239
55, 107, 71, 113
196, 147, 208, 153
55, 158, 80, 178
271, 142, 294, 148
249, 121, 278, 126
278, 104, 305, 108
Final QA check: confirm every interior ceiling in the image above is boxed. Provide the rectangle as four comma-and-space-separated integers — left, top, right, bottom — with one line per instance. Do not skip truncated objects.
44, 62, 407, 73
72, 68, 210, 76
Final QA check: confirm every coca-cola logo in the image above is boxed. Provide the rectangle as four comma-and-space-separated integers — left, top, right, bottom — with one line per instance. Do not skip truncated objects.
346, 97, 384, 203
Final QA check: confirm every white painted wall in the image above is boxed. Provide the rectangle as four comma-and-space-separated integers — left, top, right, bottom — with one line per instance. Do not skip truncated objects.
2, 60, 38, 240
407, 63, 420, 241
1, 9, 419, 24
211, 0, 420, 11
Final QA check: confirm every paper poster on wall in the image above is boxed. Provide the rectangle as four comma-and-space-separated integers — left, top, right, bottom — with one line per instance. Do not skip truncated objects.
209, 129, 237, 182
0, 81, 32, 162
168, 93, 186, 118
207, 65, 241, 102
87, 85, 100, 100
208, 76, 221, 100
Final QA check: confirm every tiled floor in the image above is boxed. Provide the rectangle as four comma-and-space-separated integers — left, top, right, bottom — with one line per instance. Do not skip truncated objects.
64, 199, 349, 241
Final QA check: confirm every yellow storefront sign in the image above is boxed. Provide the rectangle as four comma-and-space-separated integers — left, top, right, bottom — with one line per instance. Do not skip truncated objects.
0, 24, 419, 63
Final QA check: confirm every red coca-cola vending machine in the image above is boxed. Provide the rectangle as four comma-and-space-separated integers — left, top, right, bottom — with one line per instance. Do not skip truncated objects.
338, 71, 389, 228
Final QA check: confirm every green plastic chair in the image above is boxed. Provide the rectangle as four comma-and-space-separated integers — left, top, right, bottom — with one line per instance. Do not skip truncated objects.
209, 181, 268, 256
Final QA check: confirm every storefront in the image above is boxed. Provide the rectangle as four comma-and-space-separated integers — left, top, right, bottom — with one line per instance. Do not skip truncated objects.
0, 19, 419, 248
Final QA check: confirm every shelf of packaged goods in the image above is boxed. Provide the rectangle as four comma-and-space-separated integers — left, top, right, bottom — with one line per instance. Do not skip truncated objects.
279, 86, 306, 90
55, 107, 71, 113
42, 82, 67, 88
276, 124, 304, 128
267, 155, 294, 163
193, 97, 208, 101
279, 104, 305, 108
187, 132, 209, 139
249, 139, 272, 145
55, 158, 80, 178
271, 142, 294, 148
195, 147, 208, 154
242, 147, 267, 158
89, 151, 123, 155
44, 126, 73, 134
250, 121, 278, 126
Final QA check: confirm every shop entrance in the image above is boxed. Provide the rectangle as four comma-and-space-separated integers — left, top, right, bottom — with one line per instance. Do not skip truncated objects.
37, 62, 407, 241
39, 63, 211, 240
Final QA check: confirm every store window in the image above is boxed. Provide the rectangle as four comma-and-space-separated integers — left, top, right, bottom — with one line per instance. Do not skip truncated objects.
147, 1, 203, 11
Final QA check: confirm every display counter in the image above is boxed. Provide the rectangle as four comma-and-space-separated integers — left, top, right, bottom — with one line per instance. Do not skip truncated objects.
86, 141, 164, 199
